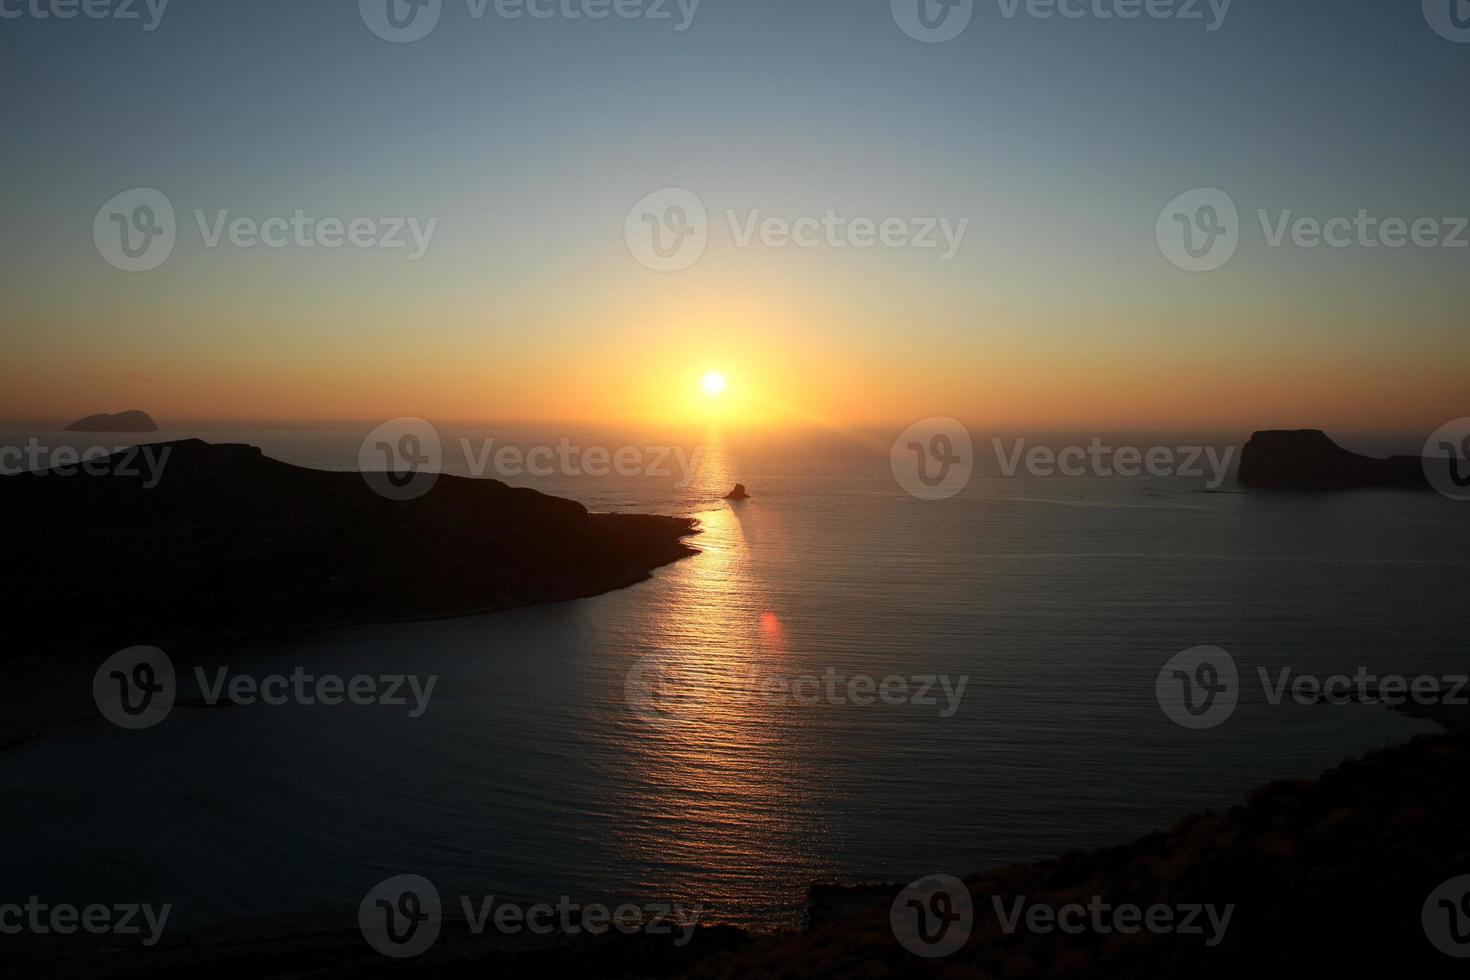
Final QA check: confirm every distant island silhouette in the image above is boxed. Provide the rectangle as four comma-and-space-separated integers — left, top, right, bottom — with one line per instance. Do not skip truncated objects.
1238, 429, 1431, 490
63, 409, 159, 432
724, 483, 750, 500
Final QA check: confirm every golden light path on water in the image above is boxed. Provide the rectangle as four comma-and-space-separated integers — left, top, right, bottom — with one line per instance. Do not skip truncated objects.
599, 437, 839, 922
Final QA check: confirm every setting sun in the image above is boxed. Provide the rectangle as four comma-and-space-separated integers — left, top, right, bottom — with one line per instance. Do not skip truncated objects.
702, 372, 727, 396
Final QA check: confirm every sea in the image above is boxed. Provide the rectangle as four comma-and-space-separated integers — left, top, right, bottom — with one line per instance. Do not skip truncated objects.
2, 422, 1467, 936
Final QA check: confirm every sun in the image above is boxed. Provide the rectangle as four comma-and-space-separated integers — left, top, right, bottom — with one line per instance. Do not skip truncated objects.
702, 372, 726, 396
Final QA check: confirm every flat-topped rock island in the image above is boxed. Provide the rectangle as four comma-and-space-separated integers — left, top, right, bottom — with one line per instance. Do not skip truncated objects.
1237, 429, 1431, 490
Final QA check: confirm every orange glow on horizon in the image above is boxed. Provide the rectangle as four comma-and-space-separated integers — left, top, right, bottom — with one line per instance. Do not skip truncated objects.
3, 299, 1466, 435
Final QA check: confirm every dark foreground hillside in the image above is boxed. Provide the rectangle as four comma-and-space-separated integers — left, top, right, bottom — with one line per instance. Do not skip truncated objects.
686, 727, 1470, 979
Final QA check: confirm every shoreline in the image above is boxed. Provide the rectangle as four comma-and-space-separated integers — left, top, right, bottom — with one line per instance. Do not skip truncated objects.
10, 704, 1466, 976
1, 438, 703, 749
0, 535, 700, 752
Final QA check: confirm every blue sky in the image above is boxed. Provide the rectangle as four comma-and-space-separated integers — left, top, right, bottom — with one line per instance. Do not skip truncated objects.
2, 0, 1467, 427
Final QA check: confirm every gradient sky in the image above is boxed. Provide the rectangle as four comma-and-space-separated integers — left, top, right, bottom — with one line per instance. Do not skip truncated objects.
2, 0, 1467, 431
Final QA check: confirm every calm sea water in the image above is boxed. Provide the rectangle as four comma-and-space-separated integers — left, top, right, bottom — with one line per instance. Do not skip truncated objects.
2, 424, 1467, 935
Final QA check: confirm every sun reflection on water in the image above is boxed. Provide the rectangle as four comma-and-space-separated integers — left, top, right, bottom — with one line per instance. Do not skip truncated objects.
605, 499, 830, 924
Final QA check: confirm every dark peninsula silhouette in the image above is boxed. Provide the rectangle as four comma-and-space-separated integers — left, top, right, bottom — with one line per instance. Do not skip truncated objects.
1, 439, 698, 669
1238, 429, 1430, 490
63, 409, 159, 432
